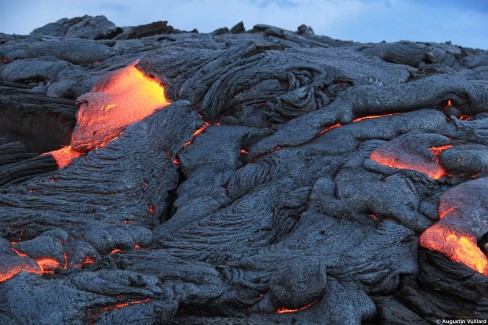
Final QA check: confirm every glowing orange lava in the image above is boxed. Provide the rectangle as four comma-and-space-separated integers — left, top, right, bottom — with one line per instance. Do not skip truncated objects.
368, 214, 378, 221
352, 113, 397, 122
10, 247, 63, 274
81, 256, 95, 266
11, 248, 28, 257
370, 150, 445, 180
420, 225, 488, 276
370, 143, 454, 180
0, 265, 42, 283
438, 206, 456, 219
110, 249, 121, 255
114, 298, 151, 309
183, 122, 210, 147
429, 145, 453, 164
277, 301, 317, 314
45, 61, 170, 168
47, 145, 83, 168
36, 258, 61, 274
318, 123, 341, 136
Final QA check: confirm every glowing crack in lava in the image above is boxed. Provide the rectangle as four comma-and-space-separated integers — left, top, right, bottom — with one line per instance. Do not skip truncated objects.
276, 301, 317, 314
47, 61, 170, 167
370, 144, 452, 180
0, 260, 42, 283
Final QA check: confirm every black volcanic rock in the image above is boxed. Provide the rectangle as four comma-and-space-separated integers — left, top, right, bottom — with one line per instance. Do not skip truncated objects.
116, 20, 175, 39
31, 15, 123, 40
0, 17, 488, 325
230, 21, 245, 34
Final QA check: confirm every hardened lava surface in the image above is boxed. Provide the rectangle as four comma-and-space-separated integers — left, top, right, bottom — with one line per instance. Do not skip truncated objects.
1, 16, 488, 324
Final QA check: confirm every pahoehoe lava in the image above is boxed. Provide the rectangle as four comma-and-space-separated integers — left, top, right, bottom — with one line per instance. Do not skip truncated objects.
1, 16, 488, 324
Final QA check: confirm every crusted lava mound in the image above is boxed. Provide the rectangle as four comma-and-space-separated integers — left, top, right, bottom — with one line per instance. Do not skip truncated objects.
1, 16, 488, 324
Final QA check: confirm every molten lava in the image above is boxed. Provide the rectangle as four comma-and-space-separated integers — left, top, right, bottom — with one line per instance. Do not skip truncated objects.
45, 61, 170, 168
81, 256, 95, 266
429, 145, 453, 164
368, 214, 378, 221
352, 113, 397, 122
445, 99, 453, 108
276, 301, 317, 314
10, 247, 68, 274
114, 298, 151, 309
183, 122, 210, 147
370, 150, 445, 180
370, 144, 454, 180
0, 265, 42, 283
48, 145, 83, 168
420, 225, 488, 276
36, 258, 61, 274
318, 123, 341, 136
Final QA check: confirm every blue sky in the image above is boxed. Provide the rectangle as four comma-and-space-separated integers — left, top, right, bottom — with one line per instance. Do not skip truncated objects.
0, 0, 487, 49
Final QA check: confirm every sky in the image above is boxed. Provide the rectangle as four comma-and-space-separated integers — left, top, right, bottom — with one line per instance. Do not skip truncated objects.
0, 0, 487, 49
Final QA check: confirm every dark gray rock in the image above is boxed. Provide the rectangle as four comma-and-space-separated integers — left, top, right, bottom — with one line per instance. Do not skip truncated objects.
0, 16, 488, 325
31, 15, 122, 40
231, 21, 245, 34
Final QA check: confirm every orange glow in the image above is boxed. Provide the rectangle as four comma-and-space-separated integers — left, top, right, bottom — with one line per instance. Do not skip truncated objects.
183, 123, 210, 147
420, 225, 488, 276
438, 206, 456, 219
445, 99, 453, 108
429, 144, 453, 160
46, 145, 84, 168
277, 301, 317, 314
240, 149, 249, 154
2, 58, 8, 64
110, 249, 121, 255
370, 150, 445, 180
134, 244, 140, 250
352, 114, 397, 122
459, 115, 471, 121
81, 256, 95, 266
368, 214, 378, 221
45, 61, 170, 167
318, 123, 341, 136
252, 146, 282, 162
1, 247, 42, 282
12, 248, 62, 274
11, 248, 28, 257
36, 258, 61, 274
172, 158, 181, 165
149, 204, 155, 215
0, 265, 41, 283
114, 298, 151, 309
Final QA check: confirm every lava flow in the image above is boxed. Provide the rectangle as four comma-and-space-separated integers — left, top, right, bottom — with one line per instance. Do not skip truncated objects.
276, 301, 317, 314
370, 144, 453, 180
45, 61, 170, 168
420, 225, 488, 276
